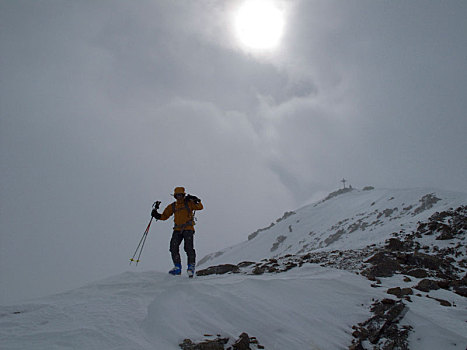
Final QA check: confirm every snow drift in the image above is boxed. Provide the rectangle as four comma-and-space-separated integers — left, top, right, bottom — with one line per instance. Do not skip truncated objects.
1, 187, 466, 349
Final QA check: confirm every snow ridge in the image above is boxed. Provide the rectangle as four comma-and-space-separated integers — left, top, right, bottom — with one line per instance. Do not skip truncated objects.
195, 187, 467, 349
1, 187, 466, 350
198, 188, 466, 266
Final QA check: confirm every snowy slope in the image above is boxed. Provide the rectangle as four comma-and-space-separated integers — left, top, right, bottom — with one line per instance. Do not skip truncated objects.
1, 268, 382, 350
198, 188, 467, 266
1, 187, 466, 350
1, 267, 465, 349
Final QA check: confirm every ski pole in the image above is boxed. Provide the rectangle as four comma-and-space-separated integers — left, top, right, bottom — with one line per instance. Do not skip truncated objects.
129, 217, 152, 265
130, 201, 160, 265
135, 220, 150, 265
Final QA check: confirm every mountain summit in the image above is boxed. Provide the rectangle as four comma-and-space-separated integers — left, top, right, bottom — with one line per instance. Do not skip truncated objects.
1, 187, 466, 349
195, 187, 467, 349
199, 187, 466, 266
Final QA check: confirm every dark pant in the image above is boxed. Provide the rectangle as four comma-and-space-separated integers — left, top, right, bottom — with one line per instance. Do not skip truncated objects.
170, 230, 195, 266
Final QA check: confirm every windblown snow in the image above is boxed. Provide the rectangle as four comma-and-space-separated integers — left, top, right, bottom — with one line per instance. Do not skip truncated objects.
199, 188, 466, 266
1, 187, 466, 349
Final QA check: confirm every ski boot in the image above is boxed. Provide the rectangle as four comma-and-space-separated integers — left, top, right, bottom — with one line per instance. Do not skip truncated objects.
169, 263, 182, 276
187, 264, 195, 278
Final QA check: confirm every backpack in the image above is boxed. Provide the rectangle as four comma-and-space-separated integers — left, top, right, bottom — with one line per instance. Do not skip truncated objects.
171, 199, 196, 231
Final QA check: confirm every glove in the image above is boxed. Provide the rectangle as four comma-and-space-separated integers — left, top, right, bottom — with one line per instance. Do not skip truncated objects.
151, 209, 161, 219
186, 194, 201, 203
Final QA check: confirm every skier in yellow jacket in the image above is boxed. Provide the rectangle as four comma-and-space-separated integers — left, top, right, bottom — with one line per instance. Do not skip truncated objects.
151, 187, 203, 277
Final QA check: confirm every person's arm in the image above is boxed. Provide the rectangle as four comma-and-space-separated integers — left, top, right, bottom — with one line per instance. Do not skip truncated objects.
187, 195, 203, 211
192, 201, 203, 211
151, 203, 174, 220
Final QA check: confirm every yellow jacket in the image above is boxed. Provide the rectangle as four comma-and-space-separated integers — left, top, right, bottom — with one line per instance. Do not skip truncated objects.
159, 199, 203, 231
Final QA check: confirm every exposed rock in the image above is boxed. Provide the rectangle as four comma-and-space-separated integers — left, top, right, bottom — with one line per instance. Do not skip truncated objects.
426, 295, 452, 307
252, 266, 266, 275
436, 230, 455, 240
404, 268, 428, 278
385, 238, 405, 251
437, 299, 451, 307
413, 193, 441, 215
415, 279, 440, 292
387, 287, 413, 298
437, 280, 451, 290
248, 222, 275, 241
179, 337, 228, 350
453, 286, 467, 297
399, 252, 445, 271
276, 211, 296, 223
247, 211, 296, 241
351, 299, 411, 349
417, 206, 466, 239
270, 235, 287, 252
363, 252, 401, 278
325, 229, 347, 246
320, 187, 354, 203
349, 342, 365, 350
196, 264, 240, 276
180, 334, 263, 350
378, 208, 398, 219
232, 332, 250, 350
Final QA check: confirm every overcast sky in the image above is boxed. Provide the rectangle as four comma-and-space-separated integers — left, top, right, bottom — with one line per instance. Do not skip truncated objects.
1, 0, 466, 304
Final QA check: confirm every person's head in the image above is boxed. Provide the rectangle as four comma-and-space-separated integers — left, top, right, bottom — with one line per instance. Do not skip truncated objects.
173, 187, 186, 200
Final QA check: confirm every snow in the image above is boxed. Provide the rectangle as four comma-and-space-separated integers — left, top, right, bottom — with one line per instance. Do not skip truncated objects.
1, 267, 380, 350
199, 188, 467, 266
1, 187, 466, 349
376, 274, 467, 349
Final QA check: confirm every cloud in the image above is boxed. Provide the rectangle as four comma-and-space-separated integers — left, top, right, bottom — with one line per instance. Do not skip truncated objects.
1, 0, 467, 304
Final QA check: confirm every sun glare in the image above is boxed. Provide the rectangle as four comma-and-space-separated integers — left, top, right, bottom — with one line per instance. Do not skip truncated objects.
234, 0, 285, 51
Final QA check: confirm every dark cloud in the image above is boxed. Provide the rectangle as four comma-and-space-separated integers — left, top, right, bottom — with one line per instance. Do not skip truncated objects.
1, 0, 466, 304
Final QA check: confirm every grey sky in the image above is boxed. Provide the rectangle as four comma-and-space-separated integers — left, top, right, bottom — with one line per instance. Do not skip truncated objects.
1, 0, 466, 304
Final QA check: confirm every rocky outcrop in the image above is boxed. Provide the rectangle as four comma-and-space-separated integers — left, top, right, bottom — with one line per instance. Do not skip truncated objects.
320, 187, 354, 203
413, 193, 441, 215
247, 211, 296, 241
195, 206, 466, 350
179, 333, 264, 350
350, 299, 411, 350
196, 264, 240, 276
360, 206, 465, 282
417, 206, 466, 240
387, 287, 413, 299
414, 279, 440, 292
180, 337, 228, 350
363, 252, 402, 278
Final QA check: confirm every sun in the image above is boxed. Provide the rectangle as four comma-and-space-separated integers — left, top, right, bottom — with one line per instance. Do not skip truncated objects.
234, 0, 285, 51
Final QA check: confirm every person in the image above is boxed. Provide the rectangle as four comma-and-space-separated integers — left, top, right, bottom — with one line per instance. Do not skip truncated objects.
151, 187, 203, 277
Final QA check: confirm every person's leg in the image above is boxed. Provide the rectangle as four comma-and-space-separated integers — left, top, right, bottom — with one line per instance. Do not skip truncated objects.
169, 231, 183, 265
182, 230, 196, 266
